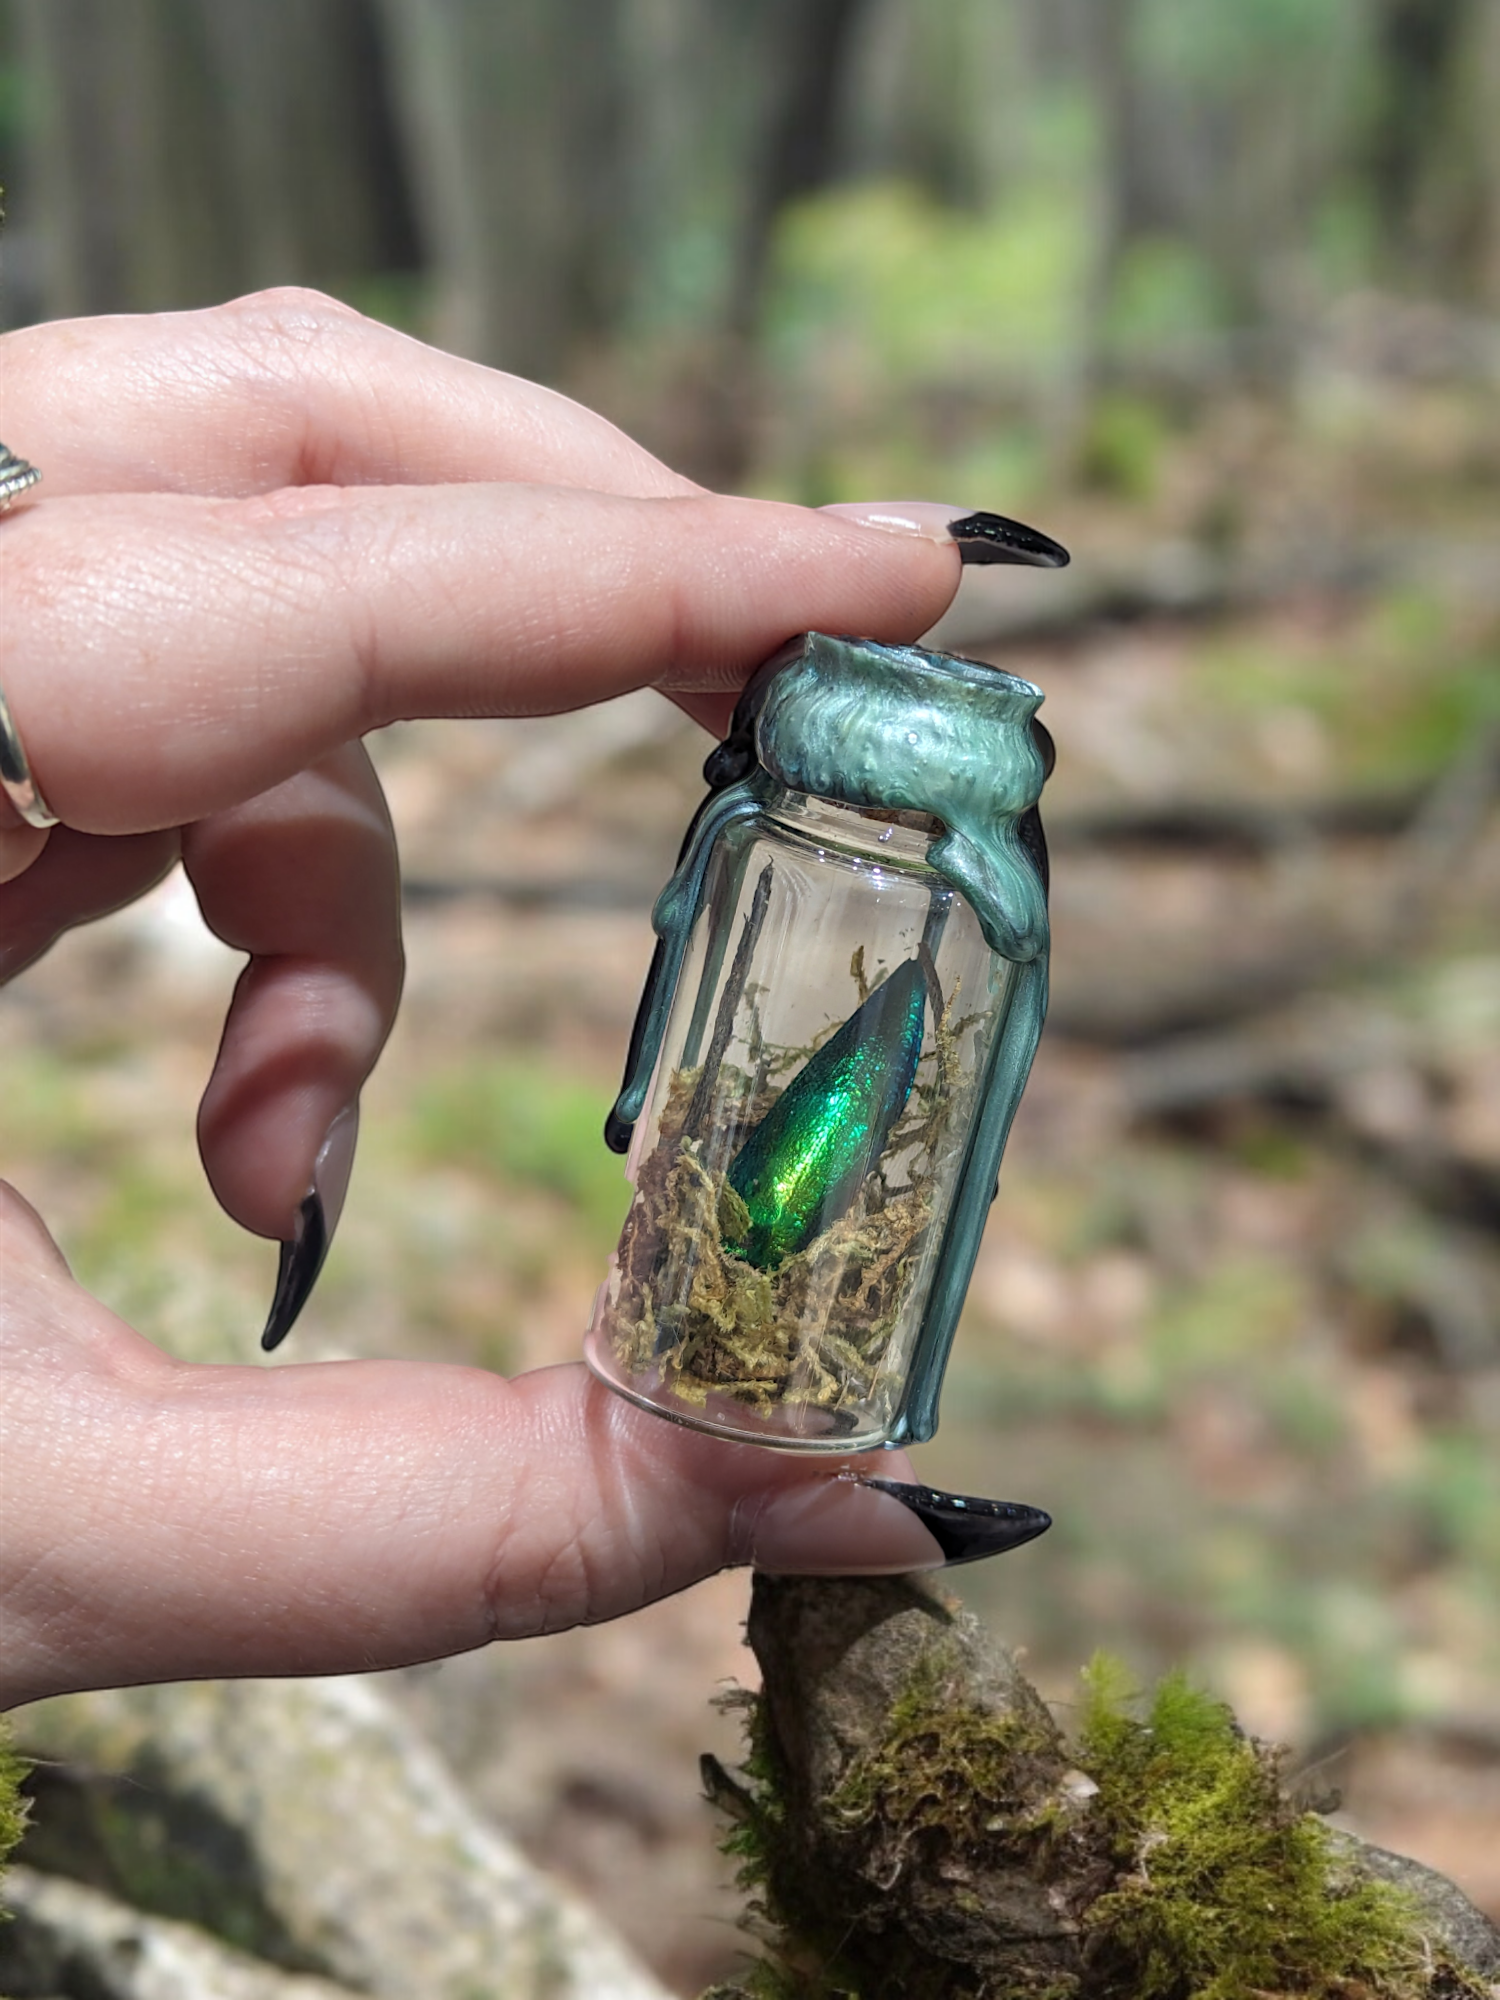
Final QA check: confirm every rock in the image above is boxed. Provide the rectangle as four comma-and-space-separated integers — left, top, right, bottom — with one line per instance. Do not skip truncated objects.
14, 1675, 671, 2000
1332, 1834, 1500, 1982
0, 1865, 361, 2000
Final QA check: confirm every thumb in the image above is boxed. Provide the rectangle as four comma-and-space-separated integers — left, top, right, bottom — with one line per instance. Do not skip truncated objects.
1, 1301, 954, 1707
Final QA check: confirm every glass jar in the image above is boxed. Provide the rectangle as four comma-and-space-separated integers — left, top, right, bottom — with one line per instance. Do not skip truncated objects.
586, 634, 1051, 1452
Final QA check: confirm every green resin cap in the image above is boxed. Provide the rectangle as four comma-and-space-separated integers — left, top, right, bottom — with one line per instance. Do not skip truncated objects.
744, 633, 1048, 961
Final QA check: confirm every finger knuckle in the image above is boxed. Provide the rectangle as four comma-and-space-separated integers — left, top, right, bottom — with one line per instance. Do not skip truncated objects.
219, 286, 366, 340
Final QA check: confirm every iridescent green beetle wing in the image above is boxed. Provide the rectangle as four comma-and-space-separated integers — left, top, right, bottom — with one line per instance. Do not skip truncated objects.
724, 957, 928, 1269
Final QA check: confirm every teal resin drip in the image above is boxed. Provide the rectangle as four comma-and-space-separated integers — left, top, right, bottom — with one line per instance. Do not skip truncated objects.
725, 958, 928, 1269
608, 634, 1051, 1444
608, 772, 771, 1138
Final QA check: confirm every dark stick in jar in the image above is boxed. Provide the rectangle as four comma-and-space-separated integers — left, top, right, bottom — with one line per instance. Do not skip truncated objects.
684, 861, 774, 1141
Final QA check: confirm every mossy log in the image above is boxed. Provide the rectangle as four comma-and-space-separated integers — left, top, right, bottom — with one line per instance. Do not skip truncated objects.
701, 1574, 1500, 2000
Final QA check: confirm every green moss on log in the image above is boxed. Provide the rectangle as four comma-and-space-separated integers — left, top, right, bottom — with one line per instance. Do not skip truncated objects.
0, 1717, 31, 1917
705, 1650, 1468, 2000
1075, 1654, 1423, 1999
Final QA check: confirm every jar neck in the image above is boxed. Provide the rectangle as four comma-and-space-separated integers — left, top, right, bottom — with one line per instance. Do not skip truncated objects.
762, 787, 942, 867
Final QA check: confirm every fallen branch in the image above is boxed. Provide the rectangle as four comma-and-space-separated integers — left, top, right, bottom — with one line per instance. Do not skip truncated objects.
1056, 722, 1499, 1048
1046, 787, 1431, 855
701, 1574, 1500, 2000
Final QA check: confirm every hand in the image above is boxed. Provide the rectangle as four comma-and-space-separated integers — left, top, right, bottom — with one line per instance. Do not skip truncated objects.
0, 1185, 965, 1708
0, 288, 963, 1261
0, 290, 1023, 1708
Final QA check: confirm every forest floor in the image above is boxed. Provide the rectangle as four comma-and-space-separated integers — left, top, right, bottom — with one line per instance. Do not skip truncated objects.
3, 375, 1498, 1997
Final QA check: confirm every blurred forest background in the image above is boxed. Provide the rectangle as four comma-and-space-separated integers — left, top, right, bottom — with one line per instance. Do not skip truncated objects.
1, 3, 1498, 1996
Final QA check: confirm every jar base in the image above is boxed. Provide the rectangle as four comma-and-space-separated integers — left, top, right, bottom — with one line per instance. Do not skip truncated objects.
584, 1326, 894, 1454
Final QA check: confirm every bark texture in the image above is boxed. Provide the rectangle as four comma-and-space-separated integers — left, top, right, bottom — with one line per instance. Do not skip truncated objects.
9, 1675, 668, 2000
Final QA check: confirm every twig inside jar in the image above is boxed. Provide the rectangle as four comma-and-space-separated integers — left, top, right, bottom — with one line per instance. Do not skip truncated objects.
683, 861, 773, 1141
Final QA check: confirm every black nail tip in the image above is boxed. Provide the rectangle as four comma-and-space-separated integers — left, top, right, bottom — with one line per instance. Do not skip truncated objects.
260, 1191, 328, 1352
948, 511, 1071, 570
864, 1478, 1053, 1566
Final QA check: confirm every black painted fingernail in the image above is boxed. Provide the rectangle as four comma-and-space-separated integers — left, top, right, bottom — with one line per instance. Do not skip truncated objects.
860, 1479, 1052, 1565
259, 1106, 358, 1353
948, 512, 1070, 570
261, 1191, 328, 1352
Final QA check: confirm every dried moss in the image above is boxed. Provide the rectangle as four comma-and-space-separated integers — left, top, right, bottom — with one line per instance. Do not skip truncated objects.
824, 1645, 1063, 1858
603, 1065, 936, 1427
600, 948, 987, 1431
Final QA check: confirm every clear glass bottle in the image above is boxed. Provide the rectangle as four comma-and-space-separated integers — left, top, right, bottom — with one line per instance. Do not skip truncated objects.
586, 634, 1051, 1451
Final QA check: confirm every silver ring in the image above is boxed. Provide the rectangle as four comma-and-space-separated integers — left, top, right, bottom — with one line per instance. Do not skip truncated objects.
0, 682, 58, 829
0, 445, 58, 829
0, 442, 41, 512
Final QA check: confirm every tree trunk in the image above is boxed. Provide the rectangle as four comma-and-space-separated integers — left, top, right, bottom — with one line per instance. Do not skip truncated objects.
373, 0, 628, 378
1363, 0, 1497, 300
14, 0, 241, 318
9, 0, 412, 326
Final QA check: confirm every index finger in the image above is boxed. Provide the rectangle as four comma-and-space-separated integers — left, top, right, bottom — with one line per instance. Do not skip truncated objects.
1, 483, 961, 834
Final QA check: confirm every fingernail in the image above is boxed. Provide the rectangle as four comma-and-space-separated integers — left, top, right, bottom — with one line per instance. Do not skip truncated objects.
860, 1480, 1053, 1565
822, 498, 971, 544
822, 500, 1070, 570
737, 1475, 947, 1576
946, 512, 1070, 569
260, 1104, 358, 1353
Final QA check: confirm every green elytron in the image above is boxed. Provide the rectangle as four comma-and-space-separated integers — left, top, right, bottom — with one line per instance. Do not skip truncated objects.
723, 958, 929, 1269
